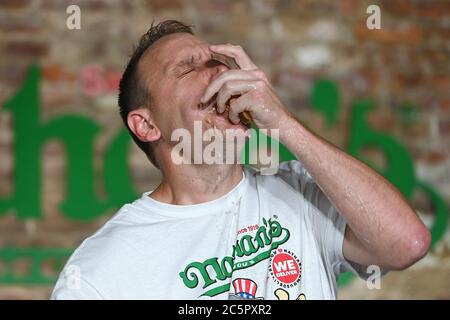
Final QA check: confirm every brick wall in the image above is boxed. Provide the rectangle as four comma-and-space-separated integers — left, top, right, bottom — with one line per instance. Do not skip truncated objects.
0, 0, 449, 299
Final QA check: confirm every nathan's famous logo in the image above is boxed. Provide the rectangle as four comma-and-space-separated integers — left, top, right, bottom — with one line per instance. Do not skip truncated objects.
179, 217, 290, 297
0, 65, 447, 286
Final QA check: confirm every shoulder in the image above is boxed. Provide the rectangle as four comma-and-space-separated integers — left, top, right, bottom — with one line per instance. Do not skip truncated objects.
51, 209, 133, 299
60, 201, 165, 278
52, 200, 173, 299
64, 214, 135, 273
247, 160, 314, 191
277, 160, 313, 182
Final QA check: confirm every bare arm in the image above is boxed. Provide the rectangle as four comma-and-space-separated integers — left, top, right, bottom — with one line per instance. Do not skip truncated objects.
278, 116, 431, 270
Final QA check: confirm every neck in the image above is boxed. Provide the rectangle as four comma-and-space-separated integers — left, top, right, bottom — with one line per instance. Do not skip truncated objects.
150, 162, 244, 205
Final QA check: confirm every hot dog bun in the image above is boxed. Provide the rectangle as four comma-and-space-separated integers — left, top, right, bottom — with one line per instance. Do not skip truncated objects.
225, 97, 252, 126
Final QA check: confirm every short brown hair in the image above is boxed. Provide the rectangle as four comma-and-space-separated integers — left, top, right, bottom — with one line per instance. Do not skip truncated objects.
118, 20, 194, 168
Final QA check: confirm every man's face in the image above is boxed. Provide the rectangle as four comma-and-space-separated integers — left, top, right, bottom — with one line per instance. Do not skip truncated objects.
138, 33, 248, 154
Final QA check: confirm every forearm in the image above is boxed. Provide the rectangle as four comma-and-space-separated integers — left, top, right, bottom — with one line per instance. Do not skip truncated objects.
279, 115, 431, 268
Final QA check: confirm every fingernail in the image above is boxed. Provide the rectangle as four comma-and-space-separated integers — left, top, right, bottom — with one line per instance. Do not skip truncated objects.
200, 96, 206, 103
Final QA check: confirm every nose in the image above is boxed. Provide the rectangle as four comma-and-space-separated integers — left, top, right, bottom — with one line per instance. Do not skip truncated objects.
210, 63, 229, 82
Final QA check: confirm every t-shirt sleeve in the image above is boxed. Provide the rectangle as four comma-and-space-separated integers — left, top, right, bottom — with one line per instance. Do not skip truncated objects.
278, 160, 381, 281
50, 267, 104, 300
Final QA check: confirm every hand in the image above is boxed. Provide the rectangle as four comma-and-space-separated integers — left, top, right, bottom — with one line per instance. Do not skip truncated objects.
201, 44, 293, 130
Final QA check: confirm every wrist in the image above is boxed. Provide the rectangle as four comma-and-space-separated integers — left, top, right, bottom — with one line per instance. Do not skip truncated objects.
278, 115, 315, 158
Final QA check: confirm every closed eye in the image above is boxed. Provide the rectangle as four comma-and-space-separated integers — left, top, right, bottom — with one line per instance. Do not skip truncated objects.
177, 55, 197, 78
176, 55, 225, 78
179, 68, 194, 77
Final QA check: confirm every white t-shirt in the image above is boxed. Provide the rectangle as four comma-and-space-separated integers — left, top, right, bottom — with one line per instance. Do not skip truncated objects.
51, 160, 370, 300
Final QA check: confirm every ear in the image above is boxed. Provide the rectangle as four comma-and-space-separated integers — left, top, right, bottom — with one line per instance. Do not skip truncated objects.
127, 108, 161, 143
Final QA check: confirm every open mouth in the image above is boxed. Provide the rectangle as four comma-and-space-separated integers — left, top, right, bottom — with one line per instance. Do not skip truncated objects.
198, 93, 218, 111
200, 96, 252, 127
199, 94, 252, 127
200, 95, 234, 127
206, 99, 218, 114
199, 95, 225, 121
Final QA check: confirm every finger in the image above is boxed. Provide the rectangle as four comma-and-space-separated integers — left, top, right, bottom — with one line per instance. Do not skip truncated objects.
227, 93, 254, 125
216, 79, 258, 114
201, 69, 260, 103
209, 44, 257, 70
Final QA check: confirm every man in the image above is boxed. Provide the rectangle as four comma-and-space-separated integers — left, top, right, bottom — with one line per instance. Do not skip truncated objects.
52, 20, 430, 300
